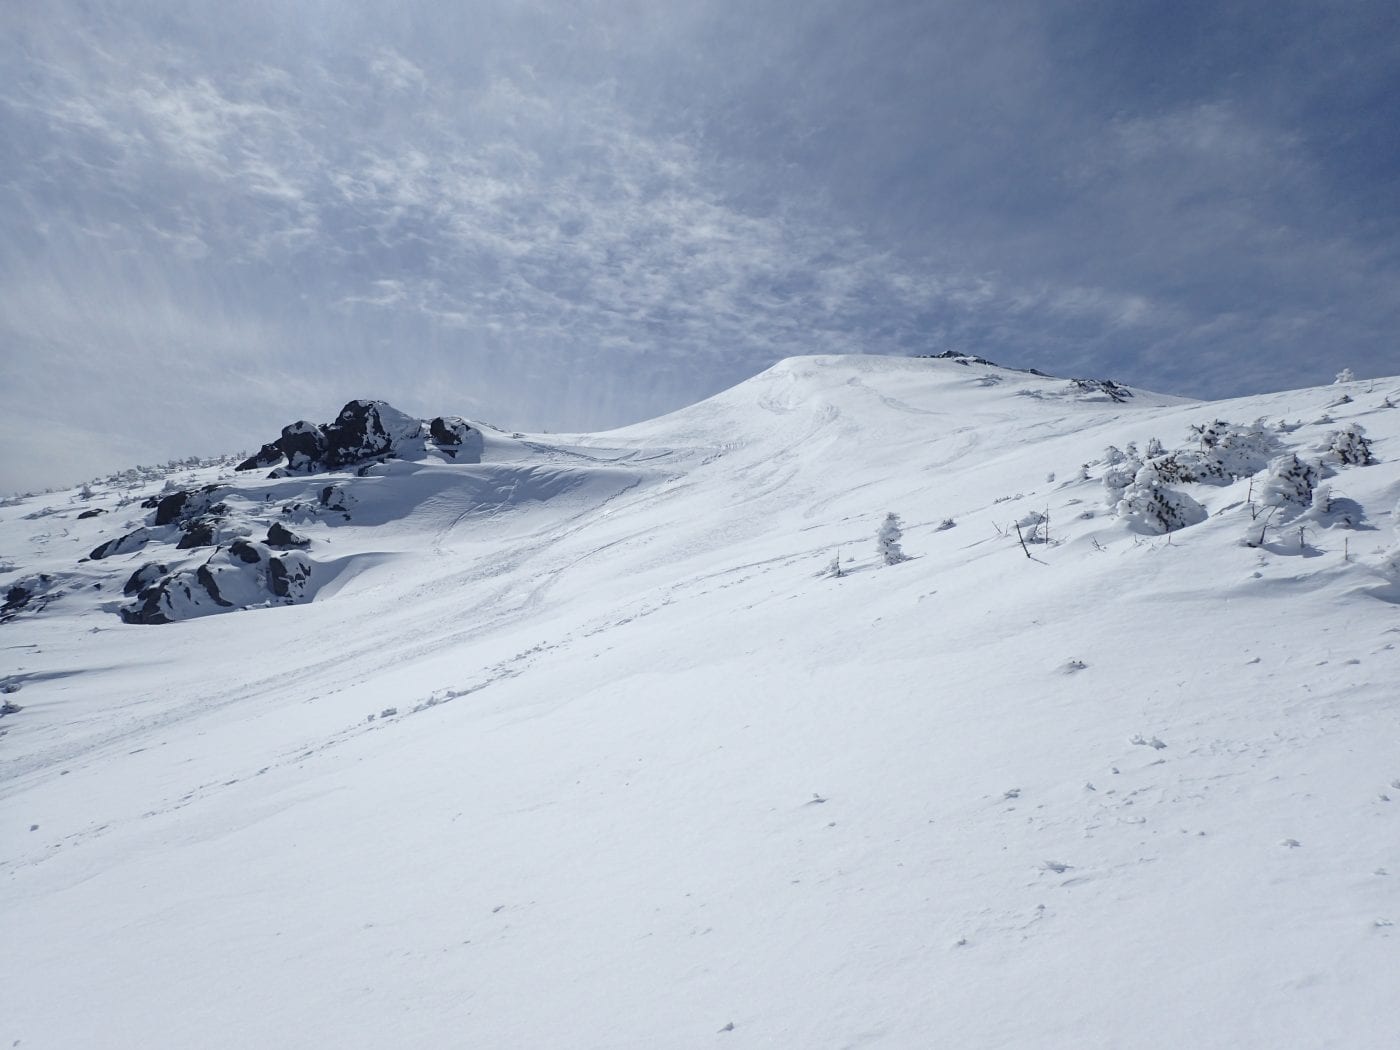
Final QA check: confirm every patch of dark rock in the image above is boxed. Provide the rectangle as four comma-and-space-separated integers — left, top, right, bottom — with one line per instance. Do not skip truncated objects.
195, 565, 235, 607
239, 400, 449, 476
1, 574, 61, 623
919, 350, 1002, 367
429, 416, 483, 462
319, 485, 352, 516
268, 555, 312, 598
120, 543, 315, 624
3, 581, 36, 615
236, 441, 286, 472
228, 539, 264, 564
153, 485, 226, 527
1070, 378, 1134, 403
77, 508, 106, 519
0, 699, 20, 716
121, 583, 176, 625
90, 528, 157, 560
123, 562, 168, 596
917, 350, 1051, 378
279, 420, 332, 473
154, 489, 191, 526
266, 522, 310, 549
176, 516, 222, 550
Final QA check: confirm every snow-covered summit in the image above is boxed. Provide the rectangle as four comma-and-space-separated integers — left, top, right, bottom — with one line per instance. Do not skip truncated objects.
3, 355, 1399, 1048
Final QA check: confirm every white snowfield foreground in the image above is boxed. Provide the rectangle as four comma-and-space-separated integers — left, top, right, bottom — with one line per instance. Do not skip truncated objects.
3, 354, 1398, 1049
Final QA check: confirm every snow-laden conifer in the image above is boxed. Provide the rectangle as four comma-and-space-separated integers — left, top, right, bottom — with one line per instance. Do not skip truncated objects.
877, 512, 909, 564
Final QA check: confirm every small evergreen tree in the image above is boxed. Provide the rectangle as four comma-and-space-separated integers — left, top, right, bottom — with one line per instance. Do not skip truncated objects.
877, 512, 909, 564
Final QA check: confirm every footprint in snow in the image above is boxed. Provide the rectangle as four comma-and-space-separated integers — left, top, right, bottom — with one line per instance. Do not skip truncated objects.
1059, 659, 1088, 674
1042, 860, 1072, 873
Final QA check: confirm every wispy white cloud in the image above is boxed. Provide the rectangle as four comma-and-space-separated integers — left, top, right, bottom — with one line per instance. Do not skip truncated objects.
3, 1, 1398, 491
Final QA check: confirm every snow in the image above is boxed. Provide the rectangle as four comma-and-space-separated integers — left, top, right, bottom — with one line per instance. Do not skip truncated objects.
3, 355, 1399, 1048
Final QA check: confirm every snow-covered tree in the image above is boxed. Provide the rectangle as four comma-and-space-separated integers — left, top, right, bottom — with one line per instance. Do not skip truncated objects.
877, 513, 909, 565
1335, 368, 1356, 384
1115, 462, 1207, 534
1260, 453, 1319, 508
1320, 423, 1375, 467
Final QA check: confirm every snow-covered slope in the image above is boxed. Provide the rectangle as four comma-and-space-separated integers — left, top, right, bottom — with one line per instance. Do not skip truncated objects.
3, 355, 1398, 1049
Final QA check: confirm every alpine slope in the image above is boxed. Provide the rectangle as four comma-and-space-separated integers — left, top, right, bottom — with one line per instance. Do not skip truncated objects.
3, 353, 1398, 1049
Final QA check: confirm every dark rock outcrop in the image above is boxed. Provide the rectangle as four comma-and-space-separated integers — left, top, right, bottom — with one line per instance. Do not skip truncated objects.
236, 400, 436, 476
77, 508, 106, 519
120, 542, 314, 625
428, 415, 483, 462
266, 522, 310, 549
90, 527, 160, 560
154, 489, 192, 526
2, 574, 61, 623
1071, 378, 1134, 403
175, 516, 222, 550
123, 562, 169, 596
239, 441, 284, 472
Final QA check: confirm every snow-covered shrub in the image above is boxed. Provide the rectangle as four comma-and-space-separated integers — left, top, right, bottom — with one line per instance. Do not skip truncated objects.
1017, 509, 1048, 543
1335, 368, 1355, 384
1101, 448, 1143, 506
1115, 462, 1207, 534
1319, 423, 1375, 467
877, 513, 909, 564
1260, 454, 1319, 509
1160, 419, 1280, 484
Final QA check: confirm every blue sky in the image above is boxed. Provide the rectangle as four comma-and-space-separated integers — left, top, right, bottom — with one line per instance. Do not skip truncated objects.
3, 0, 1398, 491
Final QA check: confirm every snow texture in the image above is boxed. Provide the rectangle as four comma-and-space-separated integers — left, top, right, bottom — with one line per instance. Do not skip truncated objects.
2, 355, 1398, 1050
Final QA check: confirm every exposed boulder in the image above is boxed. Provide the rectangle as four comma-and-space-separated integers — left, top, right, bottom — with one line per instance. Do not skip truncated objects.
120, 542, 314, 625
318, 484, 354, 517
175, 516, 221, 550
152, 485, 226, 527
1, 574, 63, 623
77, 508, 106, 519
90, 527, 161, 560
238, 441, 284, 472
279, 420, 332, 473
266, 522, 310, 549
123, 562, 169, 596
429, 416, 484, 462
